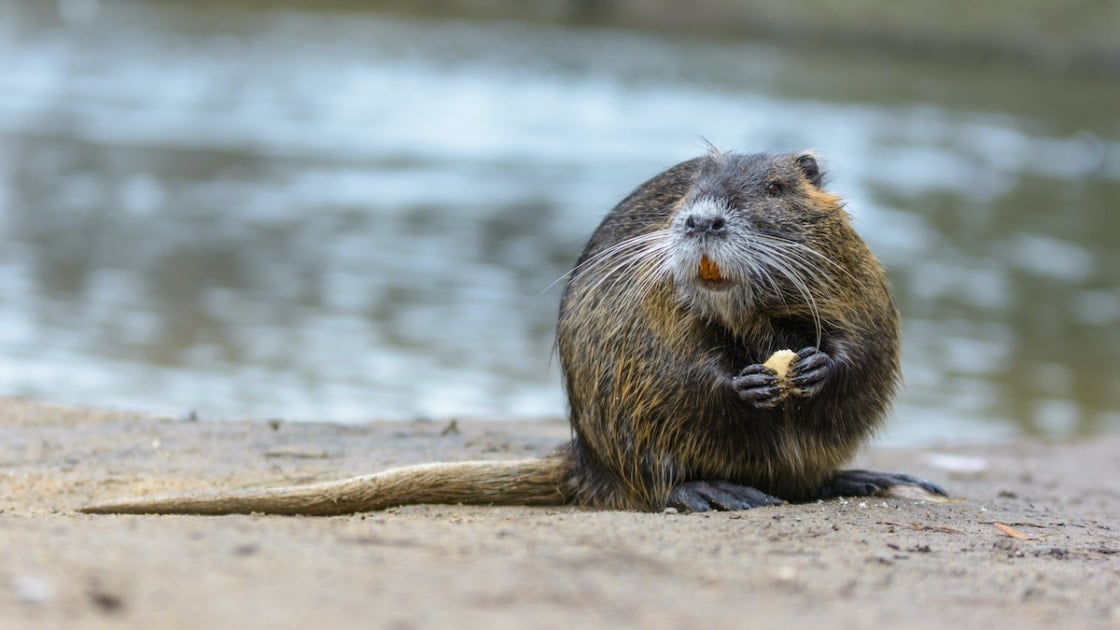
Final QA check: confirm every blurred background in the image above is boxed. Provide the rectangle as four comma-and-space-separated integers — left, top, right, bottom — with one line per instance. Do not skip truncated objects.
0, 0, 1117, 444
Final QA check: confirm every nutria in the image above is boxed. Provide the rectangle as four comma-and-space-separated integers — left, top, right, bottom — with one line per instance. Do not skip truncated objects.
80, 149, 944, 516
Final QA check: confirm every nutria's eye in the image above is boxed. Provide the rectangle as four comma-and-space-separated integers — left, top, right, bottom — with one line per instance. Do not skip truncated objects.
765, 181, 783, 196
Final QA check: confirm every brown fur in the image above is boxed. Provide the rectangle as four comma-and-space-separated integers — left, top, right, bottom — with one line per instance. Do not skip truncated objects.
81, 458, 568, 516
80, 150, 918, 516
557, 150, 900, 509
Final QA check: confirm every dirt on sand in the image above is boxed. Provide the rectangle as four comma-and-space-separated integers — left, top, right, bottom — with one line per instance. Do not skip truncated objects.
1, 397, 1118, 629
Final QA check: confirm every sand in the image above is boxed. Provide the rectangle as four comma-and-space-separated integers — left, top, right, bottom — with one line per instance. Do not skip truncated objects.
1, 397, 1118, 629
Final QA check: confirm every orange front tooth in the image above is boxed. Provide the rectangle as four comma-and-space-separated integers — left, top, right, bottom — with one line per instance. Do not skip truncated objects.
699, 255, 722, 281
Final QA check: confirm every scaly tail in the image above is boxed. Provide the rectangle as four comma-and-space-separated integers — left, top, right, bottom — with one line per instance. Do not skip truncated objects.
79, 456, 570, 516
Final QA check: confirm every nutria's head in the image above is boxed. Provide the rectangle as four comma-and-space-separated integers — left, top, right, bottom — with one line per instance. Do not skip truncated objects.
566, 150, 867, 340
664, 150, 851, 332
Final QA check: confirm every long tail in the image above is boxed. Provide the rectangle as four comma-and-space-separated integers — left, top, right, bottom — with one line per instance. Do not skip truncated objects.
78, 456, 570, 516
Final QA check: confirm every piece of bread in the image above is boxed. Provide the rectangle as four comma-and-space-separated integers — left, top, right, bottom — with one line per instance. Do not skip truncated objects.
763, 349, 797, 381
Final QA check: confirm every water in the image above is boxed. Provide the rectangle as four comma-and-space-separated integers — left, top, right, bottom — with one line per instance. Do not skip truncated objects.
1, 0, 1117, 444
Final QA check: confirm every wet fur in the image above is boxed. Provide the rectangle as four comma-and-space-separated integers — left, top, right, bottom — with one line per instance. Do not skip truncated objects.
558, 150, 899, 509
81, 150, 908, 516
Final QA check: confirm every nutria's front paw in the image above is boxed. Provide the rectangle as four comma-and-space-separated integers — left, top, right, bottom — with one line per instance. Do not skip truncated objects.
668, 480, 785, 512
732, 364, 782, 408
788, 346, 833, 397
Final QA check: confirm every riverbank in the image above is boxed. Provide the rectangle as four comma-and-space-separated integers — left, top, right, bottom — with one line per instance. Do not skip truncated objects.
2, 398, 1118, 628
362, 0, 1120, 76
124, 0, 1120, 76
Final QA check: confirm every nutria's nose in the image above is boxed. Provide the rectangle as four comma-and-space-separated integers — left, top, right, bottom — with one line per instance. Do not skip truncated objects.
684, 214, 728, 237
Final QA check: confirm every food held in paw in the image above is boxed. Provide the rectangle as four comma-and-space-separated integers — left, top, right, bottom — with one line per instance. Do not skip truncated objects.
763, 349, 797, 381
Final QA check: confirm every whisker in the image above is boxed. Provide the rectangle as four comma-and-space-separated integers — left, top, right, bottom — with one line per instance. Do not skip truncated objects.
566, 230, 673, 303
540, 231, 669, 295
747, 240, 825, 347
580, 242, 673, 301
755, 234, 856, 284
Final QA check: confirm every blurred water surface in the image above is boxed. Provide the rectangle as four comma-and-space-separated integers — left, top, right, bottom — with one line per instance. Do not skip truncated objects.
1, 1, 1117, 443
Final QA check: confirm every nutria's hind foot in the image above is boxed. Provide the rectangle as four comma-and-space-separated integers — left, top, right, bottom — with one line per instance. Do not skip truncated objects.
668, 480, 785, 512
816, 469, 947, 500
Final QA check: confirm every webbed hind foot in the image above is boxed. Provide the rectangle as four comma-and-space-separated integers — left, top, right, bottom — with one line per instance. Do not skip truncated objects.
668, 480, 785, 512
815, 469, 947, 500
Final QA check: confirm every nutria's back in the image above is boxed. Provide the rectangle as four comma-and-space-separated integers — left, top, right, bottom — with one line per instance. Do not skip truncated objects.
557, 150, 901, 510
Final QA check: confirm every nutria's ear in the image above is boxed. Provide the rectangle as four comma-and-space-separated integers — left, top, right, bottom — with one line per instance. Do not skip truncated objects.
794, 151, 823, 188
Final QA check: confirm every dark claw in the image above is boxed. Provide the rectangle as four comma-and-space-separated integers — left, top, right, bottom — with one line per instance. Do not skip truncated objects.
668, 480, 785, 512
794, 346, 830, 370
734, 369, 776, 388
815, 469, 948, 500
733, 364, 782, 408
788, 346, 832, 397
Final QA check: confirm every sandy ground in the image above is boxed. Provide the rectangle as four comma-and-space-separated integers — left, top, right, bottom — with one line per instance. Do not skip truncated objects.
1, 397, 1118, 629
